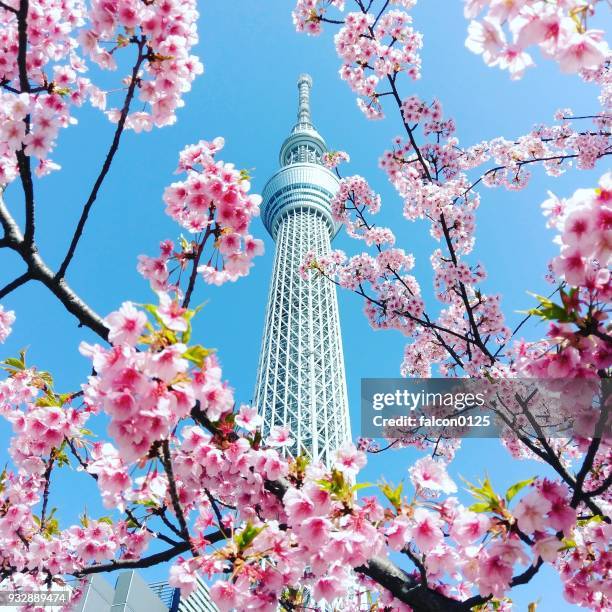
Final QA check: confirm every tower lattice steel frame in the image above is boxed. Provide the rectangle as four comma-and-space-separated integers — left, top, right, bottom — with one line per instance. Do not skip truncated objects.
254, 74, 351, 466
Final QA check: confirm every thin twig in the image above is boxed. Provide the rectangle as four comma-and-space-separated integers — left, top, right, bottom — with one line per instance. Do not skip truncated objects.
57, 37, 147, 279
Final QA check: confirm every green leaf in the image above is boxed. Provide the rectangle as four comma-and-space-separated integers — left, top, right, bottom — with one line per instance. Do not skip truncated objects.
3, 357, 25, 370
35, 395, 60, 408
463, 475, 504, 514
464, 476, 497, 503
577, 514, 603, 527
55, 450, 70, 468
57, 393, 74, 405
379, 480, 403, 510
38, 371, 54, 387
235, 521, 265, 552
0, 465, 7, 494
559, 538, 576, 551
181, 322, 192, 344
142, 303, 163, 326
469, 502, 492, 513
352, 482, 374, 492
134, 499, 158, 508
184, 302, 206, 321
523, 292, 576, 323
505, 477, 535, 502
183, 345, 213, 369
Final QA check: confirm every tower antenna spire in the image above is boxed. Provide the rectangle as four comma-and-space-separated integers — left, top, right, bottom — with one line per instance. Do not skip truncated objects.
296, 73, 313, 127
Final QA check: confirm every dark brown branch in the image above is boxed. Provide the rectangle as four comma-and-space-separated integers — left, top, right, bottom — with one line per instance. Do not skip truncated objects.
0, 1, 17, 13
154, 506, 184, 539
15, 0, 35, 247
401, 546, 427, 585
571, 397, 610, 510
0, 271, 30, 299
39, 454, 55, 531
75, 529, 225, 577
124, 507, 182, 548
182, 221, 213, 309
585, 471, 612, 499
160, 440, 190, 543
57, 37, 147, 279
357, 556, 465, 611
204, 489, 230, 538
0, 194, 108, 339
75, 542, 190, 576
459, 150, 612, 202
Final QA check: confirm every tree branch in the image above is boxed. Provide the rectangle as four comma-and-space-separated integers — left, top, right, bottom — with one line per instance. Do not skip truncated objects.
15, 0, 35, 248
0, 1, 17, 13
0, 193, 108, 339
357, 556, 465, 611
182, 221, 213, 309
75, 529, 225, 577
160, 440, 190, 543
0, 271, 30, 299
56, 37, 147, 279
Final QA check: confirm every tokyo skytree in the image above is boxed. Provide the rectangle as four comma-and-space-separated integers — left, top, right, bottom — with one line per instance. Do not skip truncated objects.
253, 74, 351, 466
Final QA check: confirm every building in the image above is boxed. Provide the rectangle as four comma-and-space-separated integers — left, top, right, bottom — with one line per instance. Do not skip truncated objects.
253, 74, 351, 467
70, 570, 217, 612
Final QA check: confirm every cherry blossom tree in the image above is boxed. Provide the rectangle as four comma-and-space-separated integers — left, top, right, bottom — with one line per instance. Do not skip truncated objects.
0, 1, 610, 611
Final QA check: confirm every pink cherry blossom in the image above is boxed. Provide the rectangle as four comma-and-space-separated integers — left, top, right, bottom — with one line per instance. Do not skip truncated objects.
234, 404, 262, 432
334, 443, 366, 477
104, 302, 147, 346
410, 508, 444, 552
0, 305, 15, 343
409, 456, 457, 494
450, 509, 490, 545
513, 491, 552, 533
266, 426, 294, 448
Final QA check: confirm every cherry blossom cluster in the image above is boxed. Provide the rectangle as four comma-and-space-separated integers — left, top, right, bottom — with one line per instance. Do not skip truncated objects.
464, 0, 610, 79
512, 172, 612, 380
293, 1, 422, 119
0, 304, 15, 342
467, 114, 611, 192
189, 449, 599, 609
0, 362, 154, 589
83, 0, 203, 130
79, 296, 234, 462
336, 9, 422, 119
141, 138, 263, 290
0, 86, 78, 183
383, 103, 556, 379
174, 445, 377, 609
321, 149, 350, 169
329, 174, 380, 225
0, 0, 89, 178
293, 0, 346, 35
0, 0, 203, 183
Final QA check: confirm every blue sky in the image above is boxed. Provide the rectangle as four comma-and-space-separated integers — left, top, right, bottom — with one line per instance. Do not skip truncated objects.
1, 0, 610, 608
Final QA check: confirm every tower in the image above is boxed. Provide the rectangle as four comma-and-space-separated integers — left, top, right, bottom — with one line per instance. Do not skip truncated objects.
254, 74, 351, 466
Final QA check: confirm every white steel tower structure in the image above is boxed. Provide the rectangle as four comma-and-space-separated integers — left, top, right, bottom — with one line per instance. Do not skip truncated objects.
254, 74, 351, 466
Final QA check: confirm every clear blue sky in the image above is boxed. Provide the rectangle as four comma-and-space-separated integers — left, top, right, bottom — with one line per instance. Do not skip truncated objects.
1, 1, 610, 608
